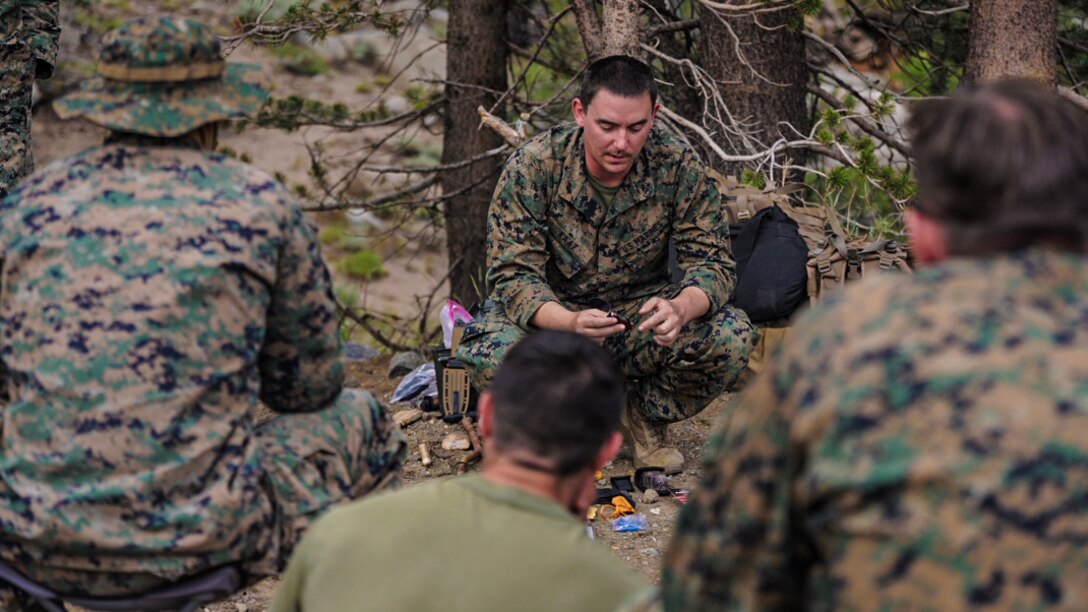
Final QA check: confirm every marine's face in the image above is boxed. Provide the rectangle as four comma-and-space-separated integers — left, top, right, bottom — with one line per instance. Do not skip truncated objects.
573, 89, 657, 186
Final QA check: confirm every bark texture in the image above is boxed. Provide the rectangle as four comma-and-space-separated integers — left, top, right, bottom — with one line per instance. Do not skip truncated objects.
572, 0, 604, 60
699, 6, 810, 178
965, 0, 1057, 84
602, 0, 641, 57
573, 0, 641, 61
441, 0, 509, 305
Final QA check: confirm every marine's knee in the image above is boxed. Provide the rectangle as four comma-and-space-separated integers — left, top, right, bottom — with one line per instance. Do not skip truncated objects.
454, 309, 525, 390
678, 304, 758, 362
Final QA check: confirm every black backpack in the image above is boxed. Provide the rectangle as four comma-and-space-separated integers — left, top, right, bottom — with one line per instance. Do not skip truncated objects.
728, 204, 808, 323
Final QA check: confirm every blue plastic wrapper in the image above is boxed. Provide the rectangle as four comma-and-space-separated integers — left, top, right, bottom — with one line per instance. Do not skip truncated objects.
611, 514, 649, 532
391, 363, 438, 403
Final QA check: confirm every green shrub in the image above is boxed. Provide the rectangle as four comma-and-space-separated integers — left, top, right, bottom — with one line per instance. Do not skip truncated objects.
337, 249, 387, 280
272, 43, 330, 77
319, 224, 347, 246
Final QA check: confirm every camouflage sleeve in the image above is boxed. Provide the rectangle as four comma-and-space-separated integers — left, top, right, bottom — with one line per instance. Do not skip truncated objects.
484, 148, 560, 328
258, 200, 345, 413
269, 530, 309, 612
21, 0, 60, 78
662, 358, 810, 611
672, 156, 734, 311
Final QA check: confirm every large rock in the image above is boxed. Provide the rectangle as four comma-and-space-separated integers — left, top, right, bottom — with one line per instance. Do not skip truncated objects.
441, 431, 471, 451
394, 408, 423, 428
343, 342, 380, 362
388, 351, 427, 378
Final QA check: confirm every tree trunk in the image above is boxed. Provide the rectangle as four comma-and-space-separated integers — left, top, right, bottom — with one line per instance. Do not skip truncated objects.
572, 0, 604, 61
699, 5, 810, 180
965, 0, 1056, 84
441, 0, 508, 306
602, 0, 640, 57
573, 0, 640, 61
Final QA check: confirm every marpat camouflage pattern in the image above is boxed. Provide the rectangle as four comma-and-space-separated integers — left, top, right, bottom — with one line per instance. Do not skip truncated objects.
0, 142, 405, 594
0, 0, 59, 199
457, 123, 756, 421
665, 249, 1088, 610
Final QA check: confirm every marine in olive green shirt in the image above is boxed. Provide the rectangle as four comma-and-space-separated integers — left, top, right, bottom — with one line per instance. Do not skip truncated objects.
272, 475, 651, 612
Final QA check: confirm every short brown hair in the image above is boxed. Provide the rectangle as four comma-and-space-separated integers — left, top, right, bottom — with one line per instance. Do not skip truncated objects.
909, 79, 1088, 254
489, 331, 623, 474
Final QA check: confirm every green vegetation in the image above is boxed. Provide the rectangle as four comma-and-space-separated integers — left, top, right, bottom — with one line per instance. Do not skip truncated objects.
72, 9, 123, 33
319, 223, 347, 246
337, 249, 387, 280
404, 84, 441, 110
335, 283, 360, 310
272, 42, 331, 77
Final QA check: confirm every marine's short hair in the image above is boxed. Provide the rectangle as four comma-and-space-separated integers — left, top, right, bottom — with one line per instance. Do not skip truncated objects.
489, 331, 624, 474
576, 55, 659, 108
909, 79, 1088, 254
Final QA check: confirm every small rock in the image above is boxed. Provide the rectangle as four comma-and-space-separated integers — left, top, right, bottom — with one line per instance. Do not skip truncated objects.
650, 508, 662, 516
312, 35, 353, 65
388, 351, 427, 378
441, 431, 471, 451
394, 408, 423, 428
346, 209, 386, 231
641, 489, 660, 504
640, 548, 660, 558
383, 95, 410, 116
343, 342, 380, 362
235, 604, 249, 612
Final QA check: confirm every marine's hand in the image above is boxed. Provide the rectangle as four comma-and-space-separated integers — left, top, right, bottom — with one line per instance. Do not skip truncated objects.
637, 296, 684, 346
571, 309, 626, 344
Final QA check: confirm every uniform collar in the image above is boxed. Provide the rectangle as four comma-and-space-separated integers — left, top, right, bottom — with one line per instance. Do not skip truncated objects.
557, 126, 657, 224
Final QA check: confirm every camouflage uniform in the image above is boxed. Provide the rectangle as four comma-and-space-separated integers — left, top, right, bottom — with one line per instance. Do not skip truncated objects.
664, 249, 1088, 610
0, 0, 59, 199
0, 17, 405, 598
456, 124, 756, 423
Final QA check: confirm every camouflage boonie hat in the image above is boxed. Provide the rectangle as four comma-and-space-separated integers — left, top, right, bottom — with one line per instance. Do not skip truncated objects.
54, 16, 271, 136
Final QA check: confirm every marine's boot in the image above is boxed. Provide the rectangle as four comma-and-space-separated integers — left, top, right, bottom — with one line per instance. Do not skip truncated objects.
621, 398, 684, 475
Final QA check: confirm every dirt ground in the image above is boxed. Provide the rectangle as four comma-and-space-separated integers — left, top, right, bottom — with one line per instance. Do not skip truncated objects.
27, 4, 726, 610
188, 357, 726, 612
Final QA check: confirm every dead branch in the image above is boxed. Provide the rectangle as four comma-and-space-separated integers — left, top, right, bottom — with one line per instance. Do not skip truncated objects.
461, 418, 483, 452
1059, 86, 1088, 115
697, 0, 795, 13
492, 5, 574, 113
456, 450, 482, 474
477, 107, 526, 147
647, 18, 700, 38
334, 301, 419, 352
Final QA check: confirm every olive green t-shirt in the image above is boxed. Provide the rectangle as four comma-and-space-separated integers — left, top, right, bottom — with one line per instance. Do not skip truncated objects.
272, 474, 651, 612
587, 170, 621, 210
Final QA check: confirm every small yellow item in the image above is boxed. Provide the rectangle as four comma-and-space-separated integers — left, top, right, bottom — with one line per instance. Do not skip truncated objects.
586, 505, 599, 520
599, 496, 636, 519
595, 471, 603, 481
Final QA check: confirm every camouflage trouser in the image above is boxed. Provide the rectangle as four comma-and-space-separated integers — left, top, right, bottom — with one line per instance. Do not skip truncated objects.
0, 44, 34, 200
0, 389, 406, 602
456, 299, 758, 423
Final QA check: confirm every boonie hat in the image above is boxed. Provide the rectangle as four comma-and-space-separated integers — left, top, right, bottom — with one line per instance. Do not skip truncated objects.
54, 16, 271, 136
